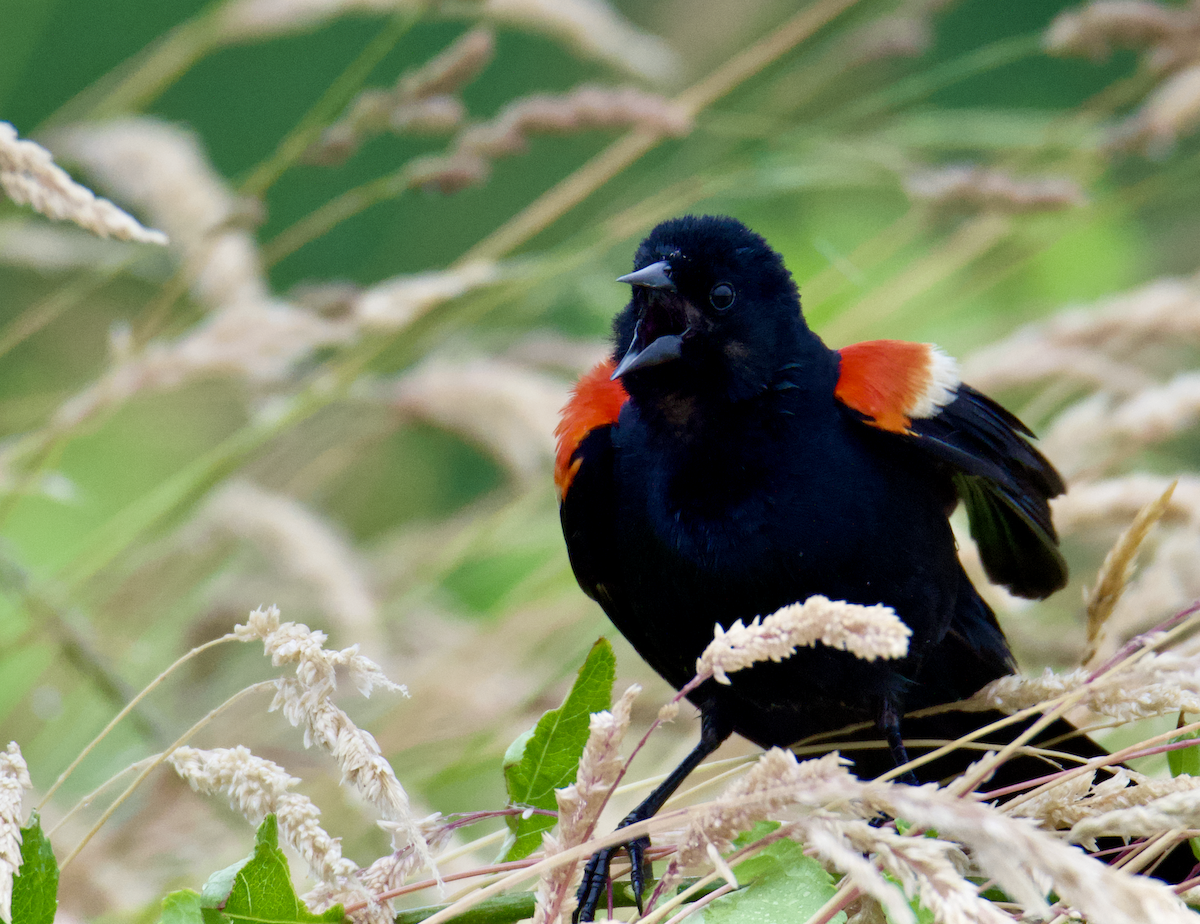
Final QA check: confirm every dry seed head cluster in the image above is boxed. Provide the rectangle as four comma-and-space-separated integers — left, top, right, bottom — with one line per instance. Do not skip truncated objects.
167, 744, 392, 924
655, 748, 855, 907
215, 0, 677, 82
0, 743, 31, 924
967, 650, 1200, 720
697, 595, 911, 685
1012, 768, 1200, 839
875, 782, 1193, 924
808, 819, 1006, 924
904, 165, 1088, 213
0, 122, 167, 245
310, 28, 495, 164
532, 684, 640, 924
1047, 1, 1200, 152
1069, 786, 1200, 848
957, 269, 1200, 650
392, 357, 566, 480
195, 482, 378, 639
1083, 481, 1176, 663
407, 86, 691, 194
234, 606, 436, 885
49, 118, 258, 306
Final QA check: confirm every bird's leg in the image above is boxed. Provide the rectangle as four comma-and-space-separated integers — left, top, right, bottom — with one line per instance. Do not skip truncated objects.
877, 697, 919, 786
573, 704, 733, 923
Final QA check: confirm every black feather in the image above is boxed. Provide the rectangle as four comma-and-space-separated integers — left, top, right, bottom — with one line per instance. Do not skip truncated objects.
908, 385, 1067, 598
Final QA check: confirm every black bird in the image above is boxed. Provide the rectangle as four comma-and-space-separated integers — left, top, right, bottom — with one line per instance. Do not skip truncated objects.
555, 215, 1075, 921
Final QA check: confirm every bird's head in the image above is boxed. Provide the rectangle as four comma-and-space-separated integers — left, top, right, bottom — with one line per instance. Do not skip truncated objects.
611, 215, 808, 405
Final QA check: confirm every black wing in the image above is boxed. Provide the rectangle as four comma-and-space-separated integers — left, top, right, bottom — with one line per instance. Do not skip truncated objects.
907, 384, 1067, 599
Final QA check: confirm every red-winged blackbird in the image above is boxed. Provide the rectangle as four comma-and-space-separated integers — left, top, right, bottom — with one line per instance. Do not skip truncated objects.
555, 215, 1093, 921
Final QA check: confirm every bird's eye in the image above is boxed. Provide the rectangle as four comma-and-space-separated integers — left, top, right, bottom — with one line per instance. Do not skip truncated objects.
709, 283, 735, 310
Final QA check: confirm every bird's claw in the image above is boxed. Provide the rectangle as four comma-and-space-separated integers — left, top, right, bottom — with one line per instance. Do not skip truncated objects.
627, 835, 651, 913
572, 835, 651, 923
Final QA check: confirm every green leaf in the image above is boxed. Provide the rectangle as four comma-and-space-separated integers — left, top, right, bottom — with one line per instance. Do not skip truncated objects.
881, 873, 934, 924
699, 837, 843, 924
1168, 714, 1200, 861
7, 811, 58, 924
159, 890, 206, 924
1168, 716, 1200, 779
198, 816, 345, 924
503, 638, 616, 860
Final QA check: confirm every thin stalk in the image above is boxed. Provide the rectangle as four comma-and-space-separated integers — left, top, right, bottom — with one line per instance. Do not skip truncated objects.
43, 6, 225, 127
458, 0, 866, 264
39, 633, 237, 806
262, 165, 415, 265
58, 680, 277, 869
240, 10, 420, 199
0, 265, 127, 360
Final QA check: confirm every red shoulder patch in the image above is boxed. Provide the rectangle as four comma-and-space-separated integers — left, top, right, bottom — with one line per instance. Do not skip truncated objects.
835, 340, 960, 434
555, 358, 627, 498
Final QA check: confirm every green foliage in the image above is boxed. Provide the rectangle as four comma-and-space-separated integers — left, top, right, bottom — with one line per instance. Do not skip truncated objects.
190, 816, 345, 924
1168, 719, 1200, 779
6, 812, 57, 924
701, 833, 843, 924
159, 890, 204, 924
1168, 715, 1200, 860
502, 638, 615, 860
4, 0, 1200, 919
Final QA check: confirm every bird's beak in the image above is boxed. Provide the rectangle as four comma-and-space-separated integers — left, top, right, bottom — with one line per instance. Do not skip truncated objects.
616, 260, 676, 291
611, 325, 683, 379
612, 261, 684, 380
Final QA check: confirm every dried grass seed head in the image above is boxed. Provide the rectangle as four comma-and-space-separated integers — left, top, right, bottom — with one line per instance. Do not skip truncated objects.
391, 357, 565, 480
824, 819, 1011, 924
49, 297, 355, 432
1111, 62, 1200, 155
480, 0, 679, 82
1052, 474, 1200, 535
905, 164, 1087, 212
409, 86, 690, 194
0, 122, 167, 245
533, 684, 640, 924
1083, 480, 1177, 663
671, 750, 856, 871
235, 604, 405, 702
1069, 787, 1200, 849
0, 743, 31, 924
875, 782, 1194, 924
353, 261, 501, 330
1100, 527, 1200, 654
696, 595, 910, 685
1046, 1, 1194, 63
1018, 769, 1200, 836
168, 745, 363, 889
48, 118, 260, 306
216, 0, 676, 83
308, 28, 493, 164
196, 482, 378, 638
969, 650, 1200, 721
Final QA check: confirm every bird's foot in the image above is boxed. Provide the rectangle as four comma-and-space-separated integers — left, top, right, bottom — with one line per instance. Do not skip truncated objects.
893, 768, 919, 786
573, 834, 650, 923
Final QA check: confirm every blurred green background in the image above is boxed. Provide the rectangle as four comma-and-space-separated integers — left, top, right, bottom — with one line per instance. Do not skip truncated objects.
3, 0, 1200, 917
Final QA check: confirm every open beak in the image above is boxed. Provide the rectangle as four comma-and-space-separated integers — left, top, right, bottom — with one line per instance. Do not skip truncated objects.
616, 261, 676, 291
611, 261, 685, 380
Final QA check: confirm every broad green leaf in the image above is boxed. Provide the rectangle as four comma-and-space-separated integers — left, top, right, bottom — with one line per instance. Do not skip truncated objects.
503, 638, 615, 860
1168, 716, 1200, 779
1169, 715, 1200, 860
881, 873, 934, 924
7, 811, 58, 924
199, 816, 344, 924
699, 837, 843, 924
159, 890, 205, 924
